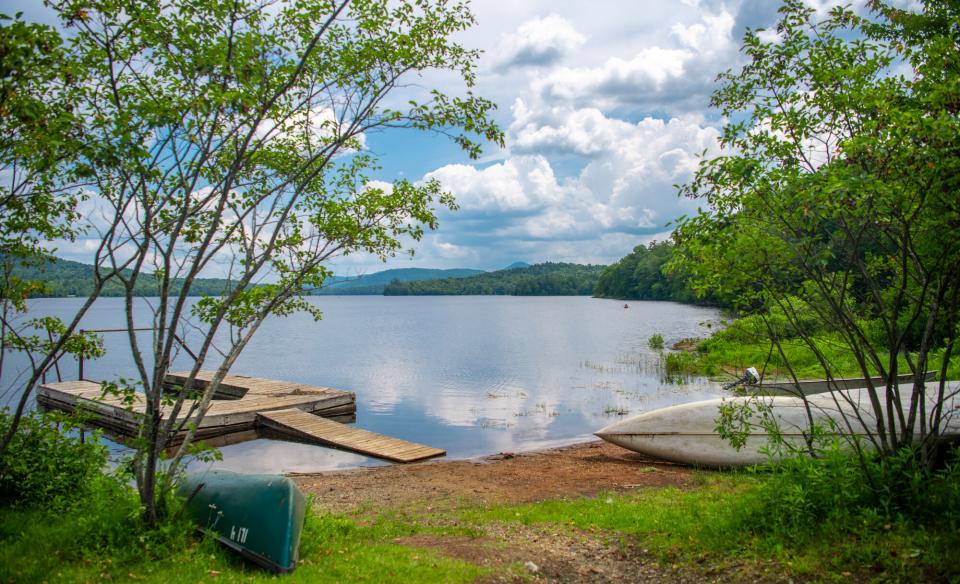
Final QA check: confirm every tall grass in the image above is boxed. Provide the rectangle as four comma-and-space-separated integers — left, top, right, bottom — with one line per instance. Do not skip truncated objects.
648, 333, 664, 350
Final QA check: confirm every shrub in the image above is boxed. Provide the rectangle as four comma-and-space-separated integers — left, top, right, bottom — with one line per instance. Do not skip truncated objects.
0, 409, 108, 508
738, 445, 960, 539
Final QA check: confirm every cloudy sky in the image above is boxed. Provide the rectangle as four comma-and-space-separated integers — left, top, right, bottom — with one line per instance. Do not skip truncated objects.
352, 0, 785, 273
11, 0, 865, 274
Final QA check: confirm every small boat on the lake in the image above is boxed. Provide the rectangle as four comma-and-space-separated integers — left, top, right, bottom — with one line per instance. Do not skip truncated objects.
596, 386, 960, 468
178, 470, 306, 573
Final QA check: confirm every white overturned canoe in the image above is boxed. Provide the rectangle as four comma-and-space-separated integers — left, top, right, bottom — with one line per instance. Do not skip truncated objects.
596, 388, 960, 468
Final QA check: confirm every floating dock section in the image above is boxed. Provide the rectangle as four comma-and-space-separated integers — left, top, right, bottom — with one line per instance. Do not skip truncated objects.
37, 371, 445, 463
37, 372, 355, 445
258, 408, 445, 463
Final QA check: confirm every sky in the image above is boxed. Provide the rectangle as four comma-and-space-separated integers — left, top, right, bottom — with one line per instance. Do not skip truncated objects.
9, 0, 872, 275
352, 0, 784, 273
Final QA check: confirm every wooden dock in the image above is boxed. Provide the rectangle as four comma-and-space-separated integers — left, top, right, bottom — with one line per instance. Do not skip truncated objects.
37, 371, 445, 463
37, 372, 355, 445
258, 408, 446, 463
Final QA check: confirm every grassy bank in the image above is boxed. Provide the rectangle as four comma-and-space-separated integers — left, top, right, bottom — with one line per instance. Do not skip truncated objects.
0, 501, 492, 583
3, 463, 958, 583
2, 411, 958, 583
661, 313, 960, 382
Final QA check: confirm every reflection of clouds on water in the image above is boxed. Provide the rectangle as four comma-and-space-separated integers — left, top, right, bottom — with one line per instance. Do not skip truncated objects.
357, 363, 411, 414
424, 393, 486, 427
205, 439, 384, 474
19, 296, 727, 473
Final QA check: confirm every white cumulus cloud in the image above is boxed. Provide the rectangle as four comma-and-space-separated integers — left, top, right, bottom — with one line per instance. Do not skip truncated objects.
530, 8, 736, 114
495, 14, 586, 70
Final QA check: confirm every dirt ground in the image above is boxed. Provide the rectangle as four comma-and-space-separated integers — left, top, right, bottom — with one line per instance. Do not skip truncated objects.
290, 441, 766, 583
293, 440, 695, 510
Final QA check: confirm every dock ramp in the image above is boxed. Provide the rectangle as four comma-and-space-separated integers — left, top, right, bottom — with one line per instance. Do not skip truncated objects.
257, 408, 445, 463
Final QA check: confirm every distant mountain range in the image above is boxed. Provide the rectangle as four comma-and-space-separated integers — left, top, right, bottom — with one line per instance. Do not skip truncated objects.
503, 261, 530, 269
8, 257, 537, 298
9, 257, 237, 298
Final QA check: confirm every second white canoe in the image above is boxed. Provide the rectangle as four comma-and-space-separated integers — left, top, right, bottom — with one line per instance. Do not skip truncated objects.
595, 387, 960, 468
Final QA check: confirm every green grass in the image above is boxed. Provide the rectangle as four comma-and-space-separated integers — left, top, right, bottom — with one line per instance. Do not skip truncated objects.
648, 332, 665, 350
676, 313, 960, 381
0, 501, 490, 583
457, 471, 960, 582
3, 466, 957, 582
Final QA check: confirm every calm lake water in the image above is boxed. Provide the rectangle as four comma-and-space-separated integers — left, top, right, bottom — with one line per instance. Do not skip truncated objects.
3, 296, 724, 472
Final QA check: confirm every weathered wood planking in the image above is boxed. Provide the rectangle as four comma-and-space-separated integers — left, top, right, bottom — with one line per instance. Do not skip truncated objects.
164, 371, 346, 398
257, 408, 446, 463
37, 373, 356, 445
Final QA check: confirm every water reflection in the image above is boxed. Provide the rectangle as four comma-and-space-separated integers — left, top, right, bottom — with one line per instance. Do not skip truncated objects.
5, 296, 725, 473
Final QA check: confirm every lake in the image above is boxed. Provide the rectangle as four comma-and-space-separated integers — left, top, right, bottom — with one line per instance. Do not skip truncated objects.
3, 296, 724, 472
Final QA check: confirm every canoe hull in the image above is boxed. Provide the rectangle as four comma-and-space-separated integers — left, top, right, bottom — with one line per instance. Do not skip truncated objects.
597, 388, 960, 468
178, 470, 306, 573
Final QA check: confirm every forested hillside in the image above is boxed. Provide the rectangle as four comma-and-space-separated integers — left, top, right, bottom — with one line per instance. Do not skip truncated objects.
592, 241, 714, 304
313, 268, 484, 295
383, 262, 604, 296
10, 257, 238, 297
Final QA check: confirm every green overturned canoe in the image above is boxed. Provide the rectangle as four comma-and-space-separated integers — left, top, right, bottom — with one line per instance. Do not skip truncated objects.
177, 470, 306, 573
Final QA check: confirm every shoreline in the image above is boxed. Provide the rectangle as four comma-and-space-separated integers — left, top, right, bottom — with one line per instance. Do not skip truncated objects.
292, 439, 698, 510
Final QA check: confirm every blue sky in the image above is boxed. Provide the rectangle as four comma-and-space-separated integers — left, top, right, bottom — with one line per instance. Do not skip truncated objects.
8, 0, 874, 275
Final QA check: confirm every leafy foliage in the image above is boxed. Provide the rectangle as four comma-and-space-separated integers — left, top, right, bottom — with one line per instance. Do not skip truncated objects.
743, 446, 960, 534
0, 12, 86, 265
593, 241, 710, 303
384, 262, 603, 296
0, 11, 103, 465
0, 410, 108, 508
672, 0, 960, 464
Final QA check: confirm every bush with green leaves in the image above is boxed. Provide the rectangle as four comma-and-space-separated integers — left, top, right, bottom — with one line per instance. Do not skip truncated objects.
739, 445, 960, 540
0, 409, 108, 507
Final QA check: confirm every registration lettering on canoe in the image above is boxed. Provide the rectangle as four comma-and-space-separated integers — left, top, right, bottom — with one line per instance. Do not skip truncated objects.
230, 525, 249, 544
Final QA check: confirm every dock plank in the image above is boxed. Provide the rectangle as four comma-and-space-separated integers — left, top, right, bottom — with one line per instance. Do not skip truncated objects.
257, 408, 445, 463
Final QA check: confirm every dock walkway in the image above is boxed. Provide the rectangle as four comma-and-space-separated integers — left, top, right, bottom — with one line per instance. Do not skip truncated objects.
258, 408, 446, 463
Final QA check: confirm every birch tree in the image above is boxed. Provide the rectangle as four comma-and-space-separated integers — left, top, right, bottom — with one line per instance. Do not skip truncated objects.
38, 0, 501, 523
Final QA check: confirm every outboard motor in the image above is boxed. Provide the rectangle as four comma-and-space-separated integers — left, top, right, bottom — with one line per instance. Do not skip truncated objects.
722, 366, 760, 391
